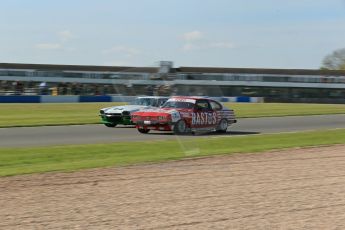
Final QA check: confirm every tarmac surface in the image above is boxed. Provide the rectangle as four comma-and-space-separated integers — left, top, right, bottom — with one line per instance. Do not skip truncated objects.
1, 114, 345, 147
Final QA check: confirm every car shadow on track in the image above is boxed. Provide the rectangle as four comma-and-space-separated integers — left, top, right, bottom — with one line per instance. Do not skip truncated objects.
146, 131, 260, 136
195, 131, 260, 136
113, 125, 136, 128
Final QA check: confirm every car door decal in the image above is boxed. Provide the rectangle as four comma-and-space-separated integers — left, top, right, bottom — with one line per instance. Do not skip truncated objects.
192, 112, 217, 126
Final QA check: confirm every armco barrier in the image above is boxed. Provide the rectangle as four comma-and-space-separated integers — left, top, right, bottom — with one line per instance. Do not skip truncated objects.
216, 97, 264, 103
0, 95, 264, 103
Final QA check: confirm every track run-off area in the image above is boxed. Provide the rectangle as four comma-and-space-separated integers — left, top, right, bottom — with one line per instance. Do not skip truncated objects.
1, 145, 345, 229
2, 115, 345, 229
1, 114, 345, 147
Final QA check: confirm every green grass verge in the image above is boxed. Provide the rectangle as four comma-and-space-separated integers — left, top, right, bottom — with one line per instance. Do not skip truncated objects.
1, 128, 345, 177
228, 103, 345, 118
0, 102, 345, 127
0, 102, 126, 127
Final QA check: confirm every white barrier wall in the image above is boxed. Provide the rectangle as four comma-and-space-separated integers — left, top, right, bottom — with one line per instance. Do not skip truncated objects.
111, 96, 137, 103
40, 95, 79, 103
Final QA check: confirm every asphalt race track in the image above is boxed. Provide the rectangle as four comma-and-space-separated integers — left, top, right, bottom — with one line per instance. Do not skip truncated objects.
1, 114, 345, 147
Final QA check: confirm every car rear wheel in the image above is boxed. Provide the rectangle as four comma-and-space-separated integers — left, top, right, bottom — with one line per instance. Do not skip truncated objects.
216, 119, 228, 133
174, 120, 187, 135
138, 128, 150, 134
105, 123, 117, 127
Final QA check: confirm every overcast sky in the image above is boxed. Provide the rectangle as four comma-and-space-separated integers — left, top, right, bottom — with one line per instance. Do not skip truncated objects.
1, 0, 345, 69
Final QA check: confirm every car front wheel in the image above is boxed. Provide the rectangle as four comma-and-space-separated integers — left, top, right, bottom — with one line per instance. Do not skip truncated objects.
105, 123, 117, 127
138, 128, 150, 134
173, 120, 187, 135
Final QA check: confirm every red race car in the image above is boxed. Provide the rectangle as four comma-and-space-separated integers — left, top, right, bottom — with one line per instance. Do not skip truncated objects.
131, 96, 237, 134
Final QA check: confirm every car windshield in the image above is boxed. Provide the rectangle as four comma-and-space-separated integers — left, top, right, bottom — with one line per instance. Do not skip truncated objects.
161, 101, 195, 109
131, 98, 156, 106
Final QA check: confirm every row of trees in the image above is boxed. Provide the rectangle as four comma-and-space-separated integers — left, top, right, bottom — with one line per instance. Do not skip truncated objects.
321, 48, 345, 70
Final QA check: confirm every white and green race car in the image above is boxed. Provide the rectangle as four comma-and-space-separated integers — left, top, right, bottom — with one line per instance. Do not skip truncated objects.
99, 96, 169, 127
